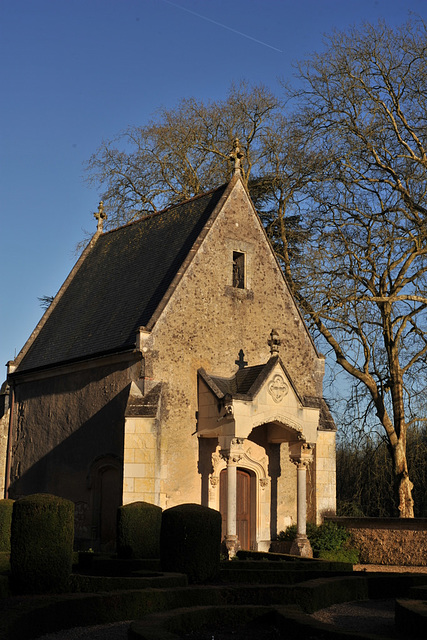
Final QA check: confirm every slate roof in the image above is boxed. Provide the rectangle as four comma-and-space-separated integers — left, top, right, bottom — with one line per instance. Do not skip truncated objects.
199, 356, 303, 402
208, 364, 269, 399
16, 185, 227, 373
199, 357, 336, 431
125, 383, 162, 418
304, 396, 336, 431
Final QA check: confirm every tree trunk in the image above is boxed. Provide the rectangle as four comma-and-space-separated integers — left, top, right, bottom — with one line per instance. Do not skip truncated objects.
398, 475, 414, 518
393, 441, 414, 518
383, 305, 415, 518
298, 296, 417, 518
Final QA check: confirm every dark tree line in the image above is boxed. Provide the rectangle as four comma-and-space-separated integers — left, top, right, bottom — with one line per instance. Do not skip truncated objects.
337, 423, 427, 517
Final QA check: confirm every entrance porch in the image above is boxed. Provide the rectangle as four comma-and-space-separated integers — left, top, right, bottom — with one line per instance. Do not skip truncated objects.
197, 352, 326, 557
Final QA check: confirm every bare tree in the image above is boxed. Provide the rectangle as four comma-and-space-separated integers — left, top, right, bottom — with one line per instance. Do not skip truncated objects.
85, 82, 281, 228
336, 420, 427, 517
284, 19, 427, 516
38, 295, 55, 309
85, 20, 427, 516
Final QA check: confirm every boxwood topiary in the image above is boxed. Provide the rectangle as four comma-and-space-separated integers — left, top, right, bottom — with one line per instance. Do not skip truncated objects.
10, 493, 74, 593
0, 499, 14, 552
117, 501, 162, 558
160, 503, 221, 583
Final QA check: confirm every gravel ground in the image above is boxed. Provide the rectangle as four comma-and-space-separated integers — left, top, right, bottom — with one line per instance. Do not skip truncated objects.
311, 599, 397, 637
354, 564, 427, 573
35, 621, 132, 640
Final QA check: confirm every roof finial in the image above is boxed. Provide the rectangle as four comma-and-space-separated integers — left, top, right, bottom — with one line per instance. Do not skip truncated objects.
235, 349, 248, 370
94, 201, 107, 232
268, 329, 281, 356
229, 138, 244, 175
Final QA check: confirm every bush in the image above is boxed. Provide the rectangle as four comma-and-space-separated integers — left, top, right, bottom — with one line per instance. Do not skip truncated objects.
277, 524, 297, 542
277, 522, 318, 543
160, 503, 221, 583
310, 521, 350, 553
0, 499, 14, 552
117, 501, 162, 559
10, 493, 74, 593
277, 521, 358, 561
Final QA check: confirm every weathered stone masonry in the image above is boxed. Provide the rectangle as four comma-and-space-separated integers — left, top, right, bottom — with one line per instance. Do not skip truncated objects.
4, 171, 336, 552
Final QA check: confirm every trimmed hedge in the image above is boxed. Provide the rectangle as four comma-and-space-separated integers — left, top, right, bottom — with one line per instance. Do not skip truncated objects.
10, 493, 74, 594
117, 501, 162, 559
0, 499, 14, 552
160, 503, 221, 583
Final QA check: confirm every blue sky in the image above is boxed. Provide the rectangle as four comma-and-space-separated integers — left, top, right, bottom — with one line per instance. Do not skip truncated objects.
0, 0, 425, 379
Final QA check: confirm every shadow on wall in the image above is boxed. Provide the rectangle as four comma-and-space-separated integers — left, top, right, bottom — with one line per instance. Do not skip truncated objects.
198, 437, 217, 507
8, 387, 130, 550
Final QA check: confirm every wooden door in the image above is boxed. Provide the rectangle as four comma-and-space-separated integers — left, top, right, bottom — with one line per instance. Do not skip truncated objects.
99, 466, 122, 550
220, 469, 252, 549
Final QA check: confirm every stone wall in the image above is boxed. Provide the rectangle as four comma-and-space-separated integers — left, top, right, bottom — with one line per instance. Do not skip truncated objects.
327, 517, 427, 566
8, 353, 141, 548
140, 179, 330, 521
123, 414, 159, 506
6, 178, 336, 548
312, 431, 336, 524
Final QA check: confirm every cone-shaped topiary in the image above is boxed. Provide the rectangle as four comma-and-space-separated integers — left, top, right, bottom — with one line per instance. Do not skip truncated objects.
117, 501, 162, 558
10, 493, 74, 593
160, 503, 221, 583
0, 499, 14, 552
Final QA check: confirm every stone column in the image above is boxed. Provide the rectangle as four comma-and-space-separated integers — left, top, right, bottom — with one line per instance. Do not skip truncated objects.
227, 458, 237, 537
220, 438, 244, 558
289, 442, 313, 558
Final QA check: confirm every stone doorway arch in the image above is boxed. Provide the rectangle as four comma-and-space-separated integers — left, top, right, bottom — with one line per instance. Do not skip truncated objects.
209, 441, 270, 552
88, 455, 122, 551
197, 355, 333, 556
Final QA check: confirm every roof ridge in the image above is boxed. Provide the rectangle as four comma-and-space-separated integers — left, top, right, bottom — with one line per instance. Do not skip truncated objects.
101, 184, 228, 237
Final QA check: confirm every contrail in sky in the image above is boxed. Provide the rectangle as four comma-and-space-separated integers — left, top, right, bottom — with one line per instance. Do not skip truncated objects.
162, 0, 283, 53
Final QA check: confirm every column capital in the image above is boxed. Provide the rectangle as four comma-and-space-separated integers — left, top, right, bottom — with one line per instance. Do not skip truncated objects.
220, 437, 245, 464
289, 442, 314, 469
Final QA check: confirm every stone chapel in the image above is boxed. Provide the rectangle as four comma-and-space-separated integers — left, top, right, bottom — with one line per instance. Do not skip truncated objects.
3, 156, 336, 555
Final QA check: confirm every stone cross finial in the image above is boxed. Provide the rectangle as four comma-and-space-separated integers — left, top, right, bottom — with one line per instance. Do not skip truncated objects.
268, 329, 281, 355
229, 138, 244, 175
235, 349, 248, 370
94, 201, 107, 232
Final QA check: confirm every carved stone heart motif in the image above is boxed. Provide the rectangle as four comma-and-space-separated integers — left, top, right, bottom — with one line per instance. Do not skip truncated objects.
268, 374, 288, 403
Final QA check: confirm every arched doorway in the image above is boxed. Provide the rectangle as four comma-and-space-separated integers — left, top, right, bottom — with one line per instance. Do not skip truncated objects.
88, 455, 122, 551
220, 468, 253, 549
99, 465, 121, 549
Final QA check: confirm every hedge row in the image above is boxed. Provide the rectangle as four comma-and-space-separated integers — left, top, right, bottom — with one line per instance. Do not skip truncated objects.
117, 501, 162, 559
118, 501, 221, 583
5, 495, 221, 593
0, 500, 14, 552
160, 503, 221, 583
10, 494, 74, 594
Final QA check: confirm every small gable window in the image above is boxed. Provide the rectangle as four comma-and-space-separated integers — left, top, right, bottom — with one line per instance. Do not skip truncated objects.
233, 251, 245, 289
